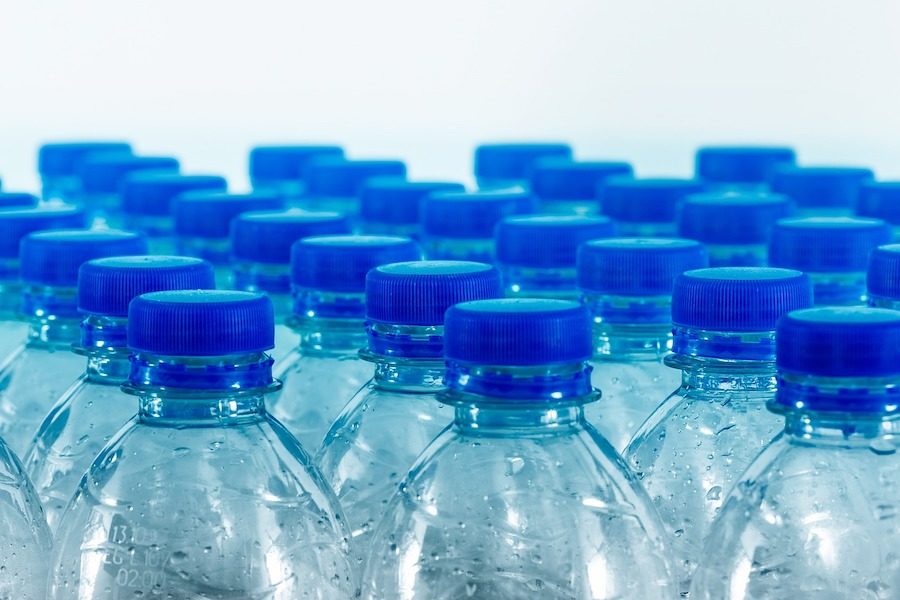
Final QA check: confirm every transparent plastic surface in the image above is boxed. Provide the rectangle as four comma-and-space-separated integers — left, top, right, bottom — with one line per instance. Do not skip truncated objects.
809, 271, 868, 307
500, 265, 579, 300
421, 236, 494, 262
539, 198, 596, 216
614, 221, 678, 237
705, 244, 768, 267
0, 320, 28, 365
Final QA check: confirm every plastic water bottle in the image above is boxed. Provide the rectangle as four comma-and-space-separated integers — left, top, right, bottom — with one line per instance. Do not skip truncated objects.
272, 235, 421, 451
78, 154, 180, 226
359, 178, 464, 238
678, 191, 795, 266
421, 188, 535, 261
528, 157, 632, 215
474, 142, 572, 189
230, 208, 352, 359
24, 255, 215, 531
691, 307, 900, 599
579, 238, 709, 452
120, 171, 227, 254
173, 190, 284, 287
495, 214, 616, 299
769, 216, 891, 306
867, 243, 900, 309
249, 144, 344, 201
625, 267, 813, 592
318, 260, 502, 565
0, 229, 147, 456
695, 146, 795, 191
770, 165, 874, 217
363, 298, 675, 599
304, 157, 406, 216
38, 141, 132, 202
49, 290, 354, 599
857, 180, 900, 239
599, 177, 704, 236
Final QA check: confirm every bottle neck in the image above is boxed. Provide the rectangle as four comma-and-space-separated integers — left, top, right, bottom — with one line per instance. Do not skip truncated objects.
177, 236, 230, 266
499, 264, 578, 299
126, 351, 278, 399
673, 325, 776, 362
774, 373, 900, 424
453, 403, 586, 436
592, 322, 673, 361
808, 271, 867, 306
582, 292, 672, 326
292, 316, 367, 354
869, 295, 900, 310
371, 360, 445, 393
705, 243, 768, 267
23, 285, 82, 348
666, 350, 777, 393
444, 361, 597, 404
77, 315, 131, 383
365, 323, 444, 359
233, 260, 291, 296
292, 288, 366, 321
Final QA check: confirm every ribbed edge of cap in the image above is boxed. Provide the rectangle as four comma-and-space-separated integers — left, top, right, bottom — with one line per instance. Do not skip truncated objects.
672, 267, 813, 331
21, 229, 149, 287
80, 156, 181, 195
78, 256, 216, 316
249, 145, 344, 181
528, 158, 632, 200
600, 177, 705, 222
121, 173, 227, 216
174, 191, 285, 237
695, 146, 796, 183
0, 206, 88, 258
291, 235, 422, 292
230, 209, 352, 264
578, 238, 709, 296
495, 215, 617, 268
769, 217, 892, 272
0, 193, 39, 209
422, 189, 537, 238
770, 166, 874, 208
856, 181, 900, 224
366, 261, 503, 325
868, 244, 900, 299
360, 179, 465, 224
39, 142, 132, 177
474, 143, 572, 179
445, 298, 592, 365
678, 192, 795, 244
128, 290, 274, 355
304, 158, 407, 197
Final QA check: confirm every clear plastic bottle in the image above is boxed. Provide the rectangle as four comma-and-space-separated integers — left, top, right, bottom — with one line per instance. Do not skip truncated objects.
692, 307, 900, 599
599, 177, 705, 236
625, 267, 814, 593
420, 188, 536, 261
304, 157, 406, 216
24, 256, 215, 531
49, 290, 354, 599
363, 299, 675, 599
359, 178, 464, 238
272, 235, 421, 450
528, 157, 632, 215
579, 238, 709, 452
678, 191, 795, 266
474, 142, 572, 189
694, 146, 795, 191
230, 208, 352, 360
0, 229, 147, 456
867, 243, 900, 309
495, 214, 616, 299
249, 144, 344, 202
770, 165, 874, 217
38, 141, 132, 203
119, 171, 226, 254
318, 260, 502, 566
857, 180, 900, 240
769, 216, 891, 306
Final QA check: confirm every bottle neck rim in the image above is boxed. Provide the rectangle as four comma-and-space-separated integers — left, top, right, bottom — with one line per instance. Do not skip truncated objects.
672, 325, 777, 362
123, 351, 280, 396
443, 360, 598, 405
364, 322, 444, 360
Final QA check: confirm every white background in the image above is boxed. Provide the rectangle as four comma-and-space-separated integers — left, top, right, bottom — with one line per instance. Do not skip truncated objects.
2, 0, 899, 190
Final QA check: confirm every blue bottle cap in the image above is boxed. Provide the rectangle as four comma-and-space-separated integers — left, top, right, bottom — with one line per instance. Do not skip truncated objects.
868, 244, 900, 300
360, 179, 465, 225
291, 235, 421, 293
770, 166, 874, 210
173, 191, 285, 238
600, 177, 705, 223
0, 193, 39, 209
578, 238, 709, 296
230, 209, 352, 265
78, 256, 216, 317
249, 145, 344, 182
305, 158, 407, 197
128, 290, 274, 356
695, 146, 796, 184
528, 158, 632, 200
20, 229, 148, 287
444, 298, 592, 365
38, 142, 132, 177
0, 206, 88, 259
672, 267, 813, 332
421, 189, 537, 239
474, 143, 572, 181
80, 155, 180, 195
495, 215, 616, 268
120, 172, 227, 216
856, 181, 900, 225
366, 261, 503, 326
678, 192, 795, 244
769, 217, 892, 272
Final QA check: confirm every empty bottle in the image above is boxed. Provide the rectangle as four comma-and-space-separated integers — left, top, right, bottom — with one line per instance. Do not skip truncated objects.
24, 255, 216, 531
857, 180, 900, 239
49, 290, 354, 599
318, 260, 503, 565
769, 216, 891, 306
474, 142, 572, 189
695, 146, 796, 191
867, 243, 900, 309
272, 235, 421, 450
528, 157, 632, 215
0, 229, 147, 456
692, 307, 900, 599
770, 165, 874, 217
78, 153, 180, 226
230, 209, 352, 359
678, 191, 795, 266
495, 214, 616, 299
304, 157, 406, 215
359, 178, 464, 238
421, 188, 535, 261
249, 144, 344, 201
38, 141, 132, 202
120, 171, 227, 254
363, 298, 675, 599
580, 238, 709, 451
625, 267, 813, 592
600, 177, 705, 236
